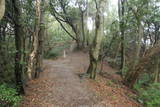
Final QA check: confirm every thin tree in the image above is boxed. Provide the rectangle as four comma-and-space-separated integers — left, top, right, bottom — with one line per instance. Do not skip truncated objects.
77, 0, 87, 48
35, 0, 45, 78
27, 0, 41, 80
0, 0, 5, 20
118, 0, 126, 76
13, 0, 25, 94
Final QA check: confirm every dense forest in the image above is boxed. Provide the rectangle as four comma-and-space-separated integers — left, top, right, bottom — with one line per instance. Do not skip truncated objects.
0, 0, 160, 107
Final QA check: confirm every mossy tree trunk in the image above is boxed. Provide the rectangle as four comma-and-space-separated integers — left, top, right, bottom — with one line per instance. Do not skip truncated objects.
13, 0, 25, 94
133, 22, 143, 68
124, 6, 144, 87
153, 54, 160, 83
153, 23, 160, 83
87, 0, 104, 79
35, 0, 45, 78
124, 22, 143, 88
118, 0, 126, 76
0, 0, 5, 20
27, 0, 41, 80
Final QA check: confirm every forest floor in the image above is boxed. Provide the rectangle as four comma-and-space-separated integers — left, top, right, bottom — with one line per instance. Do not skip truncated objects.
20, 51, 142, 107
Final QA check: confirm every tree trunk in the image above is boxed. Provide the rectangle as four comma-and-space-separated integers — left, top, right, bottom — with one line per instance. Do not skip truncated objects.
153, 23, 160, 83
27, 0, 41, 80
13, 0, 25, 94
118, 0, 126, 76
87, 0, 104, 79
87, 52, 97, 79
133, 22, 143, 68
153, 56, 160, 83
154, 23, 159, 44
81, 12, 85, 48
86, 0, 89, 46
0, 0, 5, 20
124, 19, 144, 87
35, 0, 45, 78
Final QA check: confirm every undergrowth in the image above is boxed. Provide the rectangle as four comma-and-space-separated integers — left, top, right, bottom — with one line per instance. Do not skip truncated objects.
135, 81, 160, 107
0, 84, 21, 107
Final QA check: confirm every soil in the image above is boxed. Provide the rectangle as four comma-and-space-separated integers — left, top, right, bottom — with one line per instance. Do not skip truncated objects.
20, 51, 142, 107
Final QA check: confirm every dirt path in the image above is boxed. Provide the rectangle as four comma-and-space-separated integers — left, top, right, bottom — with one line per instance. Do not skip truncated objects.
21, 52, 141, 107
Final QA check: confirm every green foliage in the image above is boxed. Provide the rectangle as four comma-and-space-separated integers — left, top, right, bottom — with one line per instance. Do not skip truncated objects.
121, 66, 129, 76
137, 83, 160, 107
45, 43, 70, 59
134, 73, 151, 91
0, 84, 21, 107
45, 49, 60, 59
106, 80, 114, 87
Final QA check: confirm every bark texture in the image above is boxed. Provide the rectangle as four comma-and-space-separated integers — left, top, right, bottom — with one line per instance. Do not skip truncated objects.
35, 0, 45, 78
27, 0, 41, 80
0, 0, 5, 20
118, 0, 126, 75
87, 0, 104, 79
13, 0, 25, 94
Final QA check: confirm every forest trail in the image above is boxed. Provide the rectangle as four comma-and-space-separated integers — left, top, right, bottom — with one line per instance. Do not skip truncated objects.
21, 52, 141, 107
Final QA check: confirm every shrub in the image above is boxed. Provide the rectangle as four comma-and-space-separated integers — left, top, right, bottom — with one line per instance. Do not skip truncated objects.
45, 49, 60, 59
138, 83, 160, 107
45, 43, 70, 59
121, 66, 129, 76
0, 84, 21, 107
